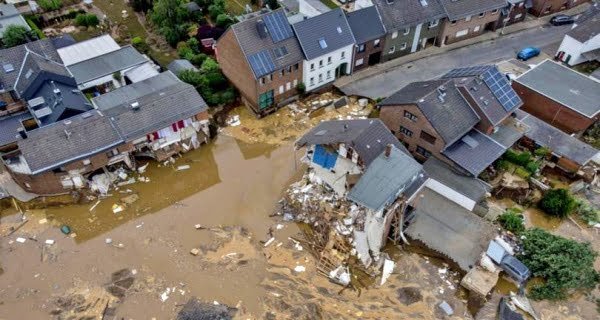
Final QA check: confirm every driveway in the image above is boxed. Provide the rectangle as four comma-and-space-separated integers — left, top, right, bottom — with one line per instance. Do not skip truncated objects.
339, 24, 572, 99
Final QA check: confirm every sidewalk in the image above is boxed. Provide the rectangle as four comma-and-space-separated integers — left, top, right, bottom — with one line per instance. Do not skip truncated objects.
334, 4, 590, 88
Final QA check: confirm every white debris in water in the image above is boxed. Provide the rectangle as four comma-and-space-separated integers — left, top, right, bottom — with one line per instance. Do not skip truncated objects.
380, 259, 395, 285
438, 267, 448, 274
45, 239, 55, 245
176, 165, 190, 171
105, 238, 113, 244
275, 224, 284, 230
294, 265, 306, 273
137, 163, 149, 174
16, 237, 26, 243
263, 237, 275, 247
160, 288, 171, 302
226, 115, 241, 127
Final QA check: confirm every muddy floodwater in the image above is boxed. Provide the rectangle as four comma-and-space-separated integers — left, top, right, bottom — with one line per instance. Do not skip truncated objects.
1, 102, 599, 319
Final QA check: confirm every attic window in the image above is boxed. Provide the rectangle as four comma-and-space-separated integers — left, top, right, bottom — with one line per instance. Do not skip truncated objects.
3, 63, 14, 73
336, 26, 342, 34
25, 69, 33, 79
318, 38, 328, 49
419, 0, 428, 6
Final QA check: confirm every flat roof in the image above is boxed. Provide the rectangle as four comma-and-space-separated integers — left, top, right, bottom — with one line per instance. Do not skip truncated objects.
67, 46, 148, 84
57, 34, 120, 66
514, 60, 600, 118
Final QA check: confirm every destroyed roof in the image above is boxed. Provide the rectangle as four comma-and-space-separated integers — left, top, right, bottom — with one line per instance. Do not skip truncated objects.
167, 59, 199, 74
346, 6, 386, 44
0, 38, 64, 93
567, 3, 599, 43
92, 72, 208, 140
443, 129, 507, 176
443, 65, 523, 126
379, 79, 480, 146
229, 8, 304, 79
372, 0, 446, 30
514, 60, 600, 118
16, 110, 123, 174
67, 45, 148, 84
348, 145, 423, 212
516, 110, 599, 166
423, 157, 490, 203
296, 119, 409, 166
438, 0, 506, 21
0, 112, 33, 146
405, 188, 496, 272
292, 8, 356, 61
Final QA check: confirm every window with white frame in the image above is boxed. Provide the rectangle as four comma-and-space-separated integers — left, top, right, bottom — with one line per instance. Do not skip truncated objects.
310, 77, 314, 85
456, 29, 468, 37
326, 70, 331, 78
286, 82, 291, 91
400, 42, 407, 50
279, 85, 284, 94
374, 39, 380, 47
515, 13, 522, 19
319, 60, 323, 68
318, 74, 323, 82
479, 12, 485, 17
327, 56, 332, 64
403, 27, 410, 35
357, 44, 366, 52
341, 51, 345, 59
310, 63, 314, 70
429, 19, 439, 28
355, 58, 364, 66
389, 46, 395, 54
492, 9, 498, 14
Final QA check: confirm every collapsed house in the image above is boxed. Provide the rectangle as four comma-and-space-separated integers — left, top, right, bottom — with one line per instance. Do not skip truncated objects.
287, 119, 500, 284
1, 72, 210, 195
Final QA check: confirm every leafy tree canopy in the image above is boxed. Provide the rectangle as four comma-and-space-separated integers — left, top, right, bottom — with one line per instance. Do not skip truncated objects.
3, 25, 30, 48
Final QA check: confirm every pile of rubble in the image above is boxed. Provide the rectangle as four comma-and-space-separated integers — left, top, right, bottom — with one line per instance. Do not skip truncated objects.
277, 170, 393, 287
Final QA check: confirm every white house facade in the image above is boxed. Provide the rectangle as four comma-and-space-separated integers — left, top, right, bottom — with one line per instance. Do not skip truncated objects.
302, 45, 354, 91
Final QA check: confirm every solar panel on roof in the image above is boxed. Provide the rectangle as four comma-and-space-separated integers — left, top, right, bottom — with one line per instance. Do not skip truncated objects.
248, 50, 276, 78
263, 11, 293, 43
482, 67, 522, 112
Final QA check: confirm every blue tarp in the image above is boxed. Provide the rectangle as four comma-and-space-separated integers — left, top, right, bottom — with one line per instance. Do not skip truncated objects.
313, 145, 337, 169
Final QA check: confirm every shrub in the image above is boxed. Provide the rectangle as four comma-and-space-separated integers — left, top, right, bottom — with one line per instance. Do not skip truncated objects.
534, 147, 551, 157
131, 36, 150, 53
538, 188, 576, 218
2, 25, 30, 48
189, 53, 208, 66
38, 0, 62, 11
525, 161, 540, 174
75, 14, 100, 27
519, 228, 599, 300
514, 166, 530, 179
215, 13, 234, 28
496, 208, 525, 234
504, 149, 532, 167
575, 200, 600, 225
208, 0, 225, 20
200, 57, 219, 72
296, 82, 306, 94
26, 18, 45, 39
496, 159, 510, 171
186, 37, 200, 53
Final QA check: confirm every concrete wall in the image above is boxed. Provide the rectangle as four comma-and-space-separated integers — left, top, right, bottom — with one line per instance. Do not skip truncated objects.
303, 45, 353, 92
512, 81, 596, 134
439, 10, 500, 45
379, 104, 454, 165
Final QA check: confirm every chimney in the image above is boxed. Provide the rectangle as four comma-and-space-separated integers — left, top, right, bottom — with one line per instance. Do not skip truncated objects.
256, 19, 268, 39
385, 144, 392, 158
17, 127, 27, 139
131, 101, 140, 111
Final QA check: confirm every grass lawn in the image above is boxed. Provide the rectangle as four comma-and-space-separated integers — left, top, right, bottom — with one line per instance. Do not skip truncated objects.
320, 0, 339, 9
224, 0, 255, 15
92, 0, 175, 67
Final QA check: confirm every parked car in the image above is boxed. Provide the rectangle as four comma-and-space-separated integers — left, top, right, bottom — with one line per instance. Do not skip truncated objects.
517, 47, 540, 61
550, 14, 575, 26
500, 255, 530, 283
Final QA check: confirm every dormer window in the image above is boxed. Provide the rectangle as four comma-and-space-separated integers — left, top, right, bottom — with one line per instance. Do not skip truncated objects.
319, 38, 328, 49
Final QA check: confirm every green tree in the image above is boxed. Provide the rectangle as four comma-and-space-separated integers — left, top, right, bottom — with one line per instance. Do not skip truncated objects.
497, 208, 525, 234
538, 189, 576, 218
38, 0, 62, 11
150, 0, 190, 46
215, 13, 234, 28
519, 228, 599, 300
207, 0, 225, 20
3, 25, 30, 48
131, 36, 150, 53
189, 53, 208, 66
186, 37, 200, 53
75, 14, 100, 27
200, 57, 219, 72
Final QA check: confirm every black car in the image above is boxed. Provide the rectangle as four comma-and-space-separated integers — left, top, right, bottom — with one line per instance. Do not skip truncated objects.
550, 14, 575, 26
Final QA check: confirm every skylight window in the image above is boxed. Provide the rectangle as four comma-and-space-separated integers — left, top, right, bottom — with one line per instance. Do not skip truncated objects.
318, 38, 328, 49
336, 26, 342, 34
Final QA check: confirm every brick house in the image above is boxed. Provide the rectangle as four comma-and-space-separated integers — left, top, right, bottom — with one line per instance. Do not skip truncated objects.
438, 0, 506, 45
216, 9, 304, 116
512, 59, 600, 135
292, 8, 355, 92
528, 0, 590, 16
373, 0, 446, 62
2, 72, 211, 195
346, 6, 387, 72
379, 65, 524, 176
489, 0, 530, 31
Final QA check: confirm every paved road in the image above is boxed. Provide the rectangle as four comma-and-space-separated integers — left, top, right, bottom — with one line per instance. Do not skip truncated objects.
339, 24, 571, 99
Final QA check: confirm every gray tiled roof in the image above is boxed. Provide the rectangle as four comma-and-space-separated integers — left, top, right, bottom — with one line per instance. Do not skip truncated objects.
405, 187, 496, 272
0, 39, 63, 92
346, 6, 386, 44
568, 2, 599, 43
167, 59, 198, 74
292, 8, 355, 60
379, 79, 480, 146
423, 157, 490, 203
93, 72, 208, 140
373, 0, 446, 30
443, 129, 506, 176
296, 119, 409, 166
67, 46, 148, 84
516, 110, 598, 166
514, 60, 600, 118
0, 112, 32, 147
15, 50, 72, 98
230, 8, 304, 79
17, 110, 123, 174
348, 145, 423, 212
438, 0, 506, 21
